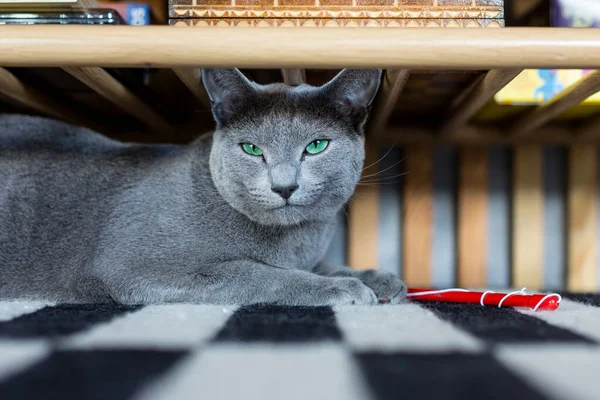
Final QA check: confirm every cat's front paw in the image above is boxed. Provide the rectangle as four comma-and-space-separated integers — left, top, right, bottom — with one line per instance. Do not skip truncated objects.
358, 270, 407, 304
317, 277, 378, 306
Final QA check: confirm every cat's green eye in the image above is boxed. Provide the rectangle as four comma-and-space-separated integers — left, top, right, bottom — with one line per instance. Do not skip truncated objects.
241, 143, 263, 157
305, 139, 329, 155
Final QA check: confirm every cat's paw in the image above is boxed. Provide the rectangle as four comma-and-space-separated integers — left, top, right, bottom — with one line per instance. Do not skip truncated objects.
317, 277, 378, 306
358, 270, 407, 304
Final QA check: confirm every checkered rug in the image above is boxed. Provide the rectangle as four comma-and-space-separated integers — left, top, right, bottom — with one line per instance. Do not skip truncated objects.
0, 294, 599, 400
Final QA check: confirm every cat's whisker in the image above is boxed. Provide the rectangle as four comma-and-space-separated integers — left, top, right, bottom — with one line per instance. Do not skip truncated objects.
341, 206, 350, 223
359, 171, 409, 184
361, 141, 398, 172
356, 180, 404, 186
360, 156, 407, 180
203, 203, 232, 218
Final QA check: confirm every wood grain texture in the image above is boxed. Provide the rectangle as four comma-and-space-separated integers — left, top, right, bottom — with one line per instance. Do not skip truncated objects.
457, 148, 488, 288
512, 70, 600, 138
172, 68, 211, 108
512, 145, 544, 289
402, 146, 433, 287
348, 142, 380, 271
567, 145, 598, 292
440, 69, 521, 137
63, 66, 173, 134
1, 27, 600, 69
0, 67, 99, 130
367, 69, 410, 135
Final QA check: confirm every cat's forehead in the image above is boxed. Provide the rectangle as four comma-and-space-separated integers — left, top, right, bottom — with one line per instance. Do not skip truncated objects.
239, 113, 343, 145
229, 93, 347, 145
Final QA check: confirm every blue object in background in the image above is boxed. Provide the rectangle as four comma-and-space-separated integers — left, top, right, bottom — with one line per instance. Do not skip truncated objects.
535, 70, 564, 102
125, 4, 150, 25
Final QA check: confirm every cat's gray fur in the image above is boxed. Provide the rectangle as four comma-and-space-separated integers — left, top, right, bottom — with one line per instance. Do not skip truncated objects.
0, 68, 406, 306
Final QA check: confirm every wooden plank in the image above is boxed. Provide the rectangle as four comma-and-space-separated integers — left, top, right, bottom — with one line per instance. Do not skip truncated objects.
512, 145, 544, 289
0, 66, 99, 130
172, 68, 211, 109
63, 66, 173, 135
457, 148, 488, 288
567, 145, 598, 292
347, 141, 380, 271
367, 69, 410, 135
512, 70, 600, 138
281, 69, 305, 86
440, 69, 521, 137
374, 124, 592, 146
402, 146, 433, 287
2, 27, 600, 69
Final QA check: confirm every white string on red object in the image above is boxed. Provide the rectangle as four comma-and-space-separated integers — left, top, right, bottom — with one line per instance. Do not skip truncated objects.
405, 288, 469, 297
498, 287, 528, 308
480, 290, 495, 306
406, 287, 562, 311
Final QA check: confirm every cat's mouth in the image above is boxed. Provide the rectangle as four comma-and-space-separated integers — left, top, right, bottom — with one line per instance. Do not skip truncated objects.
269, 200, 304, 211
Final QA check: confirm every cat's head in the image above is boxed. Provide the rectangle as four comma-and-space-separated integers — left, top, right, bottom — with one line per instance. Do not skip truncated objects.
202, 68, 381, 226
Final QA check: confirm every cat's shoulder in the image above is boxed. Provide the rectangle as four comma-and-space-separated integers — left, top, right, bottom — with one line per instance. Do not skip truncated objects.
0, 114, 124, 151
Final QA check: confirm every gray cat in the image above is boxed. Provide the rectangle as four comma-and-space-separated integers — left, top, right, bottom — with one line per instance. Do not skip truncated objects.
0, 68, 406, 306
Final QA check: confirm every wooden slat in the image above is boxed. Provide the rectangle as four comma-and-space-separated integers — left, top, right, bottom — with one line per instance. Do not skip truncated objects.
567, 145, 598, 292
172, 68, 211, 109
281, 69, 305, 86
63, 66, 172, 134
348, 141, 380, 271
440, 69, 521, 137
512, 70, 600, 138
2, 27, 600, 69
512, 145, 544, 289
0, 66, 99, 130
402, 146, 433, 287
448, 73, 485, 112
457, 148, 488, 288
374, 124, 593, 146
367, 69, 410, 135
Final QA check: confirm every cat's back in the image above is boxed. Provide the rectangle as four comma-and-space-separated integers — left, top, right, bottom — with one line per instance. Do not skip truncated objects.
0, 114, 203, 301
0, 114, 147, 206
0, 114, 124, 152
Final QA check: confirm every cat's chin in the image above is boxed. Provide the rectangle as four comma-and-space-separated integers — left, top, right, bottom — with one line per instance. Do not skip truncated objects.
244, 204, 324, 227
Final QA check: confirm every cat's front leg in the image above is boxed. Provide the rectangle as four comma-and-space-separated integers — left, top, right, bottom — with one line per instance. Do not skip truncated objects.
97, 260, 378, 306
313, 263, 407, 304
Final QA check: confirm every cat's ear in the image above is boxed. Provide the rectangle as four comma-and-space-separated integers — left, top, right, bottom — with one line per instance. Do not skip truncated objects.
319, 69, 382, 131
201, 68, 256, 126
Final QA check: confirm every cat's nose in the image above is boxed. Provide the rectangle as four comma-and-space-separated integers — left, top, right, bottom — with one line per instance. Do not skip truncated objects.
271, 184, 299, 200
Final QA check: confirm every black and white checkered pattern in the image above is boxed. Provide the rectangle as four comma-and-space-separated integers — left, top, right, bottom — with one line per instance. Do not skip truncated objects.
0, 294, 599, 400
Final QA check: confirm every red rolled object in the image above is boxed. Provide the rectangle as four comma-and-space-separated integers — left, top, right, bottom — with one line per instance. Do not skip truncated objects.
407, 288, 561, 311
